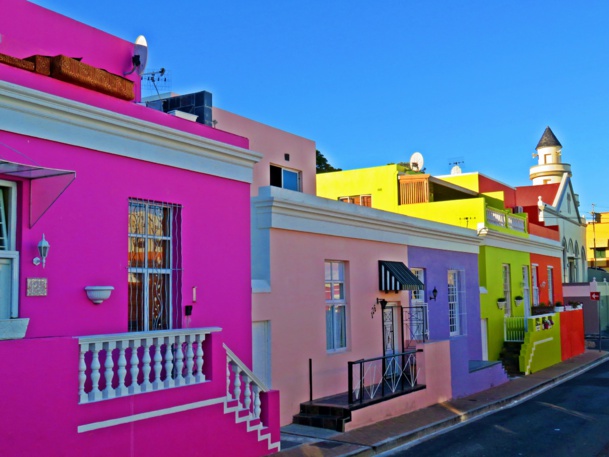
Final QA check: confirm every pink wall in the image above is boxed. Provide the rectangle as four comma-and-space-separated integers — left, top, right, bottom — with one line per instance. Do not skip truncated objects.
252, 229, 454, 426
212, 108, 316, 196
0, 334, 275, 457
1, 130, 253, 362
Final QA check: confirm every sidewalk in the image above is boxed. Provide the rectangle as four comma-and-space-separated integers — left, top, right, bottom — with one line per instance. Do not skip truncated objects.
277, 350, 609, 457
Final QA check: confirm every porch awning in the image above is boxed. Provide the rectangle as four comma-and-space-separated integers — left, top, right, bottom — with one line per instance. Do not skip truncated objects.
0, 159, 75, 228
379, 261, 424, 292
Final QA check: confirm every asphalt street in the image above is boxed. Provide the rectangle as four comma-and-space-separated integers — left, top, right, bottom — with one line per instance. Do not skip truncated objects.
387, 361, 609, 457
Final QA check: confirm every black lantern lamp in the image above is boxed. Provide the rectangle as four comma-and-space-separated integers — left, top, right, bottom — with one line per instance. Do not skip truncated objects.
33, 234, 50, 268
371, 298, 388, 318
429, 287, 438, 301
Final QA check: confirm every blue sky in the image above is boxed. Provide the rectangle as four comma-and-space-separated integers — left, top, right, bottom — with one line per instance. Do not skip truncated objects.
33, 0, 609, 217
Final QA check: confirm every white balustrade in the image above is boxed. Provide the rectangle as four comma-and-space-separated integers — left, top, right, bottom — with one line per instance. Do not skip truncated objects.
225, 344, 268, 420
507, 215, 526, 232
78, 327, 220, 404
486, 207, 506, 227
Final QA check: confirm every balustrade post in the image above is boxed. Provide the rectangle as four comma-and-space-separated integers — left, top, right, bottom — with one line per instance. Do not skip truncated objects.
175, 336, 185, 386
253, 385, 261, 419
226, 357, 232, 399
164, 337, 174, 388
232, 363, 242, 408
185, 335, 195, 384
141, 338, 152, 391
195, 334, 204, 382
348, 361, 354, 404
90, 342, 103, 402
116, 341, 127, 396
243, 375, 252, 412
78, 344, 87, 404
129, 340, 140, 394
152, 338, 163, 389
360, 361, 365, 404
103, 342, 115, 399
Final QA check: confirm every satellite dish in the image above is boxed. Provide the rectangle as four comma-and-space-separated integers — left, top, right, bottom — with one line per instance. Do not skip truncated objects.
409, 152, 424, 172
451, 164, 462, 175
124, 35, 148, 76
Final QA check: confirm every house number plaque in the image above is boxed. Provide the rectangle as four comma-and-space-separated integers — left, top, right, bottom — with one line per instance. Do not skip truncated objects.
27, 278, 48, 296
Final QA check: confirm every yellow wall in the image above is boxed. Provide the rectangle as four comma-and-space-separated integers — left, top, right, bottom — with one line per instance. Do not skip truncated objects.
316, 165, 402, 210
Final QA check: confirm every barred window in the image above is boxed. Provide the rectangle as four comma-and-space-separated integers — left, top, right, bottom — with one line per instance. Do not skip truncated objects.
128, 199, 182, 332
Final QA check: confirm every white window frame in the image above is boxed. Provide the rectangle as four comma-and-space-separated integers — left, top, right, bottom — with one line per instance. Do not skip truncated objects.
502, 264, 511, 317
0, 180, 18, 320
325, 260, 347, 352
411, 268, 425, 302
547, 266, 554, 305
532, 264, 540, 306
448, 269, 466, 336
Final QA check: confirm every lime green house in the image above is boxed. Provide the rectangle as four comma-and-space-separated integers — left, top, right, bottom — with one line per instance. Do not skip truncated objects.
318, 165, 564, 367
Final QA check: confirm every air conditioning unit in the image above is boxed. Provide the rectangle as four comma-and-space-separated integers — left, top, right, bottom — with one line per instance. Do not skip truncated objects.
514, 206, 524, 213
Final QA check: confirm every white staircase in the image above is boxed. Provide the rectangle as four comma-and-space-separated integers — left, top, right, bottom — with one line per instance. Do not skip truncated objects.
224, 344, 280, 453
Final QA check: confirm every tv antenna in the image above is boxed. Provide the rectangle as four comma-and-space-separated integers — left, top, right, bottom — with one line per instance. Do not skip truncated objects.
448, 158, 464, 175
141, 68, 171, 99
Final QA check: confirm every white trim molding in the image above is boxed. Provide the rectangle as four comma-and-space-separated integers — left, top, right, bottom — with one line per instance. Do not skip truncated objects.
78, 396, 227, 433
0, 80, 262, 183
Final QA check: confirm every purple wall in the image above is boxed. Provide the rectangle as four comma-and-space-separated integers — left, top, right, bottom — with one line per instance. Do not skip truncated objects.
408, 246, 507, 398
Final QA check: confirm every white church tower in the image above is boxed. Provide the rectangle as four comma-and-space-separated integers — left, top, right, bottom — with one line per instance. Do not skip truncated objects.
529, 126, 572, 185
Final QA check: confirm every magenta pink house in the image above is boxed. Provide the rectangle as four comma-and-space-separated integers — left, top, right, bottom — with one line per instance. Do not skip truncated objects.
0, 1, 279, 456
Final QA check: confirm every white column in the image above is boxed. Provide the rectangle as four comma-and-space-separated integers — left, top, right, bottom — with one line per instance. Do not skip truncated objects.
232, 363, 242, 408
195, 334, 204, 382
152, 338, 163, 390
174, 336, 184, 386
185, 336, 194, 384
141, 338, 152, 392
116, 342, 127, 397
78, 344, 88, 404
164, 338, 174, 389
90, 342, 102, 402
253, 385, 261, 419
103, 342, 115, 399
129, 340, 140, 394
243, 375, 252, 412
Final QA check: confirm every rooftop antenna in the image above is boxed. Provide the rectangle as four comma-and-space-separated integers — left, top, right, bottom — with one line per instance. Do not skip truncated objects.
141, 68, 171, 99
409, 152, 424, 172
124, 35, 148, 76
448, 158, 464, 175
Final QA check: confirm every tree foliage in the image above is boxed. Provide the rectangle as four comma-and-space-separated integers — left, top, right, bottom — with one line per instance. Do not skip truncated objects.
316, 150, 342, 174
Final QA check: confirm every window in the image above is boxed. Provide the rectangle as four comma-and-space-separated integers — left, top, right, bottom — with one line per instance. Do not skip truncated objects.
547, 267, 554, 305
502, 264, 511, 317
325, 261, 347, 351
595, 249, 606, 259
411, 268, 425, 302
338, 195, 372, 207
270, 164, 301, 192
448, 270, 466, 336
0, 181, 17, 321
532, 265, 540, 306
128, 199, 181, 332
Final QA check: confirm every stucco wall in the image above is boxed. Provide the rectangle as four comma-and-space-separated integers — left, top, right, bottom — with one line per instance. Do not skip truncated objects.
253, 228, 415, 425
213, 107, 316, 196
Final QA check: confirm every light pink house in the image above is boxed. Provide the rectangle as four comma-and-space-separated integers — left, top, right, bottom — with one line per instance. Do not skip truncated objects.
0, 1, 279, 455
211, 109, 507, 430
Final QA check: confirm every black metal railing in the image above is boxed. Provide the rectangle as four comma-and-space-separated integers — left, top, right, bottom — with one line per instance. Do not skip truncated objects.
347, 349, 423, 405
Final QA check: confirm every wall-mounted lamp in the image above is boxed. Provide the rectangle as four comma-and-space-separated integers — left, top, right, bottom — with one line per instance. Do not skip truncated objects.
371, 298, 388, 318
33, 234, 50, 268
429, 287, 438, 301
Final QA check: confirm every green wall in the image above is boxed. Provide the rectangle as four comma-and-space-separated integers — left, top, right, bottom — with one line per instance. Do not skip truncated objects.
519, 314, 562, 374
481, 246, 531, 361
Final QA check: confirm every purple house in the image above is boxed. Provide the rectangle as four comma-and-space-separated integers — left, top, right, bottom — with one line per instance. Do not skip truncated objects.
0, 1, 279, 455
